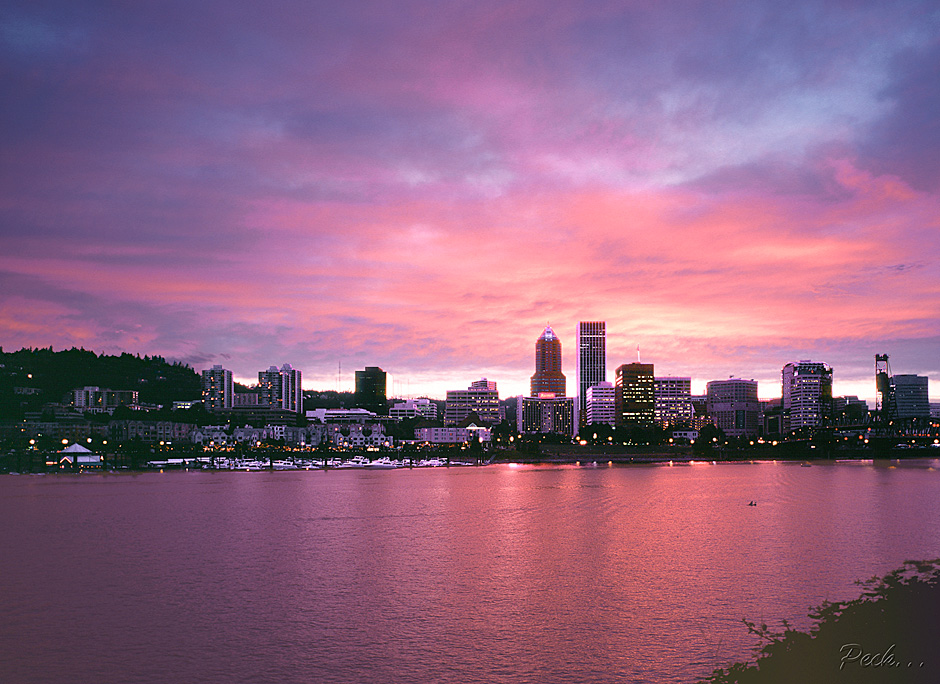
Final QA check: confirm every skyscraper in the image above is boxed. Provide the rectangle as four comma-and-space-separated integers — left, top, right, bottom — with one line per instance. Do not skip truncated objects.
576, 321, 606, 431
354, 366, 387, 415
530, 325, 566, 396
615, 363, 655, 429
259, 364, 302, 413
201, 364, 233, 411
782, 361, 832, 434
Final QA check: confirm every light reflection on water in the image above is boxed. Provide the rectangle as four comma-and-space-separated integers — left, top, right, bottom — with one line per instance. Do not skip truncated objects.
1, 461, 939, 683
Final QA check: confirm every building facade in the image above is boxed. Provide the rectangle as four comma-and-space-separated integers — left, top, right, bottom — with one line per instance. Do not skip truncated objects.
782, 361, 833, 434
706, 378, 759, 437
201, 365, 233, 411
530, 326, 566, 396
444, 379, 500, 426
259, 364, 303, 413
614, 363, 655, 429
576, 322, 606, 431
586, 382, 616, 427
654, 377, 693, 428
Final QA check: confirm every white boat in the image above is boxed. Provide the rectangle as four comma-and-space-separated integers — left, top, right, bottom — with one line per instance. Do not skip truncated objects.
417, 458, 446, 467
365, 456, 399, 469
272, 460, 299, 470
335, 455, 371, 468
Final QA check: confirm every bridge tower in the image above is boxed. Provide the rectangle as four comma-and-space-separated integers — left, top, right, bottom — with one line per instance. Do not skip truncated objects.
874, 354, 897, 427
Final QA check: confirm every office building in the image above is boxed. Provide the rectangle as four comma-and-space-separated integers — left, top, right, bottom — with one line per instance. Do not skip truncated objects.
530, 326, 566, 396
586, 382, 616, 427
654, 377, 693, 428
259, 364, 303, 413
354, 366, 387, 415
517, 395, 575, 436
201, 365, 233, 412
389, 398, 438, 421
706, 378, 759, 437
445, 379, 500, 426
576, 322, 606, 430
892, 375, 929, 420
615, 363, 655, 429
782, 361, 833, 433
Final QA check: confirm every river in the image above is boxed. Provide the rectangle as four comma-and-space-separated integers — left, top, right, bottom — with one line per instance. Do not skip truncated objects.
2, 460, 938, 683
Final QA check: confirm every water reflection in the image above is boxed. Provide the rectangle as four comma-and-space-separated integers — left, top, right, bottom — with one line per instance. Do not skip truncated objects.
1, 462, 938, 683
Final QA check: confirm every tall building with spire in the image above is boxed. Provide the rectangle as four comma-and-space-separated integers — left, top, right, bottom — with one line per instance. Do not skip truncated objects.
530, 325, 566, 396
576, 321, 606, 431
519, 325, 574, 436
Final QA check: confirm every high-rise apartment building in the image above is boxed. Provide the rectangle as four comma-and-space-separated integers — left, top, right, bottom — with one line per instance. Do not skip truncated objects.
259, 364, 302, 413
706, 378, 759, 437
586, 382, 616, 427
445, 378, 500, 425
615, 363, 655, 429
654, 377, 693, 428
782, 361, 832, 433
576, 322, 606, 431
354, 366, 387, 415
201, 364, 233, 411
892, 375, 929, 420
530, 326, 566, 396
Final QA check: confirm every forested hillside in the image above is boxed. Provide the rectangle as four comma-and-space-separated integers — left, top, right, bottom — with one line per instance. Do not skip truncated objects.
0, 347, 201, 416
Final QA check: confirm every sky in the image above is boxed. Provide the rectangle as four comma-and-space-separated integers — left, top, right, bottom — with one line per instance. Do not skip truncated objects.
1, 1, 939, 401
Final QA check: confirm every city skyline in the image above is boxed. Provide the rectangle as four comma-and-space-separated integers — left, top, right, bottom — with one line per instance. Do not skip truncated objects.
2, 2, 939, 403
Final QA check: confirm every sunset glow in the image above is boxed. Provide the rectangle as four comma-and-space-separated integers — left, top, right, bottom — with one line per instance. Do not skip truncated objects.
2, 1, 938, 400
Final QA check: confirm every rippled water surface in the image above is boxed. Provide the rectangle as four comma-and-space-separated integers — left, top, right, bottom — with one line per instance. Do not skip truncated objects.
2, 461, 939, 683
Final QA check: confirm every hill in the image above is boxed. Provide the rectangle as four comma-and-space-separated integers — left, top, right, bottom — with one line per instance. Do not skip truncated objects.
0, 346, 201, 417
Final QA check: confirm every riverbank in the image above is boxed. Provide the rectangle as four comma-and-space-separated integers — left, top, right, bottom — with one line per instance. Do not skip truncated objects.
699, 559, 940, 683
